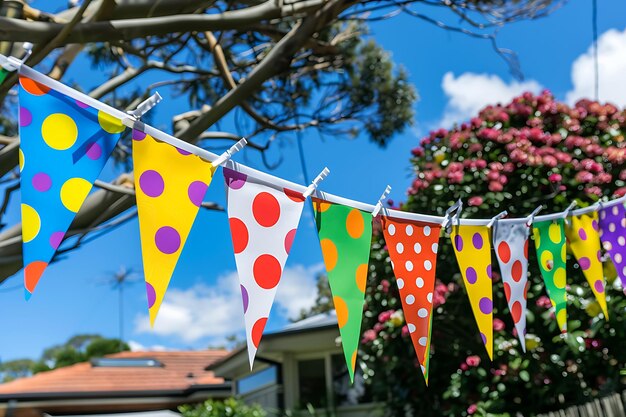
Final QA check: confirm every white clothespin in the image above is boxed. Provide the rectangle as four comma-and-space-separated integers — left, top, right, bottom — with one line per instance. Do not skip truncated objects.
302, 167, 330, 199
371, 185, 392, 217
487, 210, 508, 228
128, 92, 162, 119
526, 205, 543, 227
211, 138, 248, 167
442, 199, 462, 231
0, 43, 32, 72
563, 201, 578, 225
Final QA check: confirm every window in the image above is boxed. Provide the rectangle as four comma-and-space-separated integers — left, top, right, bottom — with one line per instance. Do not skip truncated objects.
237, 366, 278, 395
91, 358, 163, 367
297, 358, 327, 408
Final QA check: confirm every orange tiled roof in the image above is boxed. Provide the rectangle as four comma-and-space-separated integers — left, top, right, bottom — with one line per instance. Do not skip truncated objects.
0, 350, 229, 395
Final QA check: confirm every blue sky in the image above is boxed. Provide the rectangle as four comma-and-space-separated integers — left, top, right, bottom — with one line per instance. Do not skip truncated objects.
1, 1, 626, 361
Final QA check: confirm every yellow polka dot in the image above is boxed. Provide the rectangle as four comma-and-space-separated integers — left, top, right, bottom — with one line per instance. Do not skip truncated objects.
98, 111, 125, 134
561, 243, 567, 262
356, 263, 368, 292
42, 114, 78, 150
320, 239, 338, 271
533, 229, 540, 248
351, 350, 357, 371
21, 204, 40, 243
346, 209, 365, 239
540, 250, 554, 271
60, 177, 92, 213
549, 222, 562, 244
553, 267, 566, 289
19, 149, 24, 172
334, 296, 348, 328
556, 309, 567, 332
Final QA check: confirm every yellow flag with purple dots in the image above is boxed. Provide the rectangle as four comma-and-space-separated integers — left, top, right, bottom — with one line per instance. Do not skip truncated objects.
18, 76, 125, 298
132, 130, 215, 326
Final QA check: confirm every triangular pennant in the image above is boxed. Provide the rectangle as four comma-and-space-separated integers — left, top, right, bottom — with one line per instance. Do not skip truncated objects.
381, 216, 440, 384
312, 199, 372, 382
565, 212, 608, 318
0, 69, 7, 84
133, 130, 215, 325
532, 219, 568, 333
224, 168, 306, 368
450, 225, 493, 359
598, 203, 626, 288
18, 76, 124, 297
493, 222, 530, 351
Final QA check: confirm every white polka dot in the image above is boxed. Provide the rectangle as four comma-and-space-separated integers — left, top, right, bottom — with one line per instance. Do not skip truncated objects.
616, 253, 623, 264
418, 308, 428, 318
609, 223, 616, 233
622, 218, 626, 228
406, 261, 414, 271
424, 260, 432, 271
405, 294, 415, 305
623, 266, 626, 276
418, 336, 427, 346
408, 323, 416, 333
600, 210, 606, 220
427, 292, 433, 303
414, 242, 422, 254
432, 243, 439, 253
619, 236, 625, 246
406, 225, 414, 236
396, 242, 404, 254
604, 241, 613, 251
397, 278, 405, 289
390, 260, 395, 269
423, 226, 431, 236
416, 277, 424, 288
388, 224, 396, 236
613, 206, 619, 215
420, 365, 426, 374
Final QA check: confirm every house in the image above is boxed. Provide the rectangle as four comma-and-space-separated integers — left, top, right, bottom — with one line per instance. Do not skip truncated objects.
210, 312, 383, 417
0, 350, 231, 417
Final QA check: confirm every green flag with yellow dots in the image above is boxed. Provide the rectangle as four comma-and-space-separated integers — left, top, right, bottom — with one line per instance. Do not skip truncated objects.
312, 198, 372, 383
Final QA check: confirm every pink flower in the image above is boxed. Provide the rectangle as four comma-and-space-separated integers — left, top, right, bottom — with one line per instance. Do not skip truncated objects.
466, 355, 481, 367
548, 173, 562, 183
381, 279, 390, 293
489, 181, 503, 192
493, 319, 505, 331
467, 404, 478, 415
401, 325, 410, 337
361, 329, 377, 344
411, 147, 425, 157
614, 187, 626, 198
460, 363, 468, 371
468, 196, 484, 207
536, 296, 552, 309
378, 310, 394, 323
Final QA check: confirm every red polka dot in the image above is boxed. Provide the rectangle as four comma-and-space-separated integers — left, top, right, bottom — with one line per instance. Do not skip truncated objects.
524, 281, 530, 298
511, 301, 522, 323
284, 188, 305, 202
229, 218, 248, 254
252, 192, 280, 227
284, 229, 297, 254
503, 282, 512, 302
251, 317, 268, 348
253, 254, 282, 289
497, 241, 511, 263
511, 260, 523, 282
523, 239, 529, 259
19, 77, 50, 96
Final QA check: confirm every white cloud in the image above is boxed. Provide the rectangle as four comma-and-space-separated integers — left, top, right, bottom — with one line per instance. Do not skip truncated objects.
127, 340, 173, 352
566, 27, 626, 107
439, 72, 542, 128
134, 264, 322, 343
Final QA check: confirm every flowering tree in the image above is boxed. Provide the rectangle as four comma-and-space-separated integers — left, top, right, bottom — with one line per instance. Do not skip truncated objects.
361, 91, 626, 416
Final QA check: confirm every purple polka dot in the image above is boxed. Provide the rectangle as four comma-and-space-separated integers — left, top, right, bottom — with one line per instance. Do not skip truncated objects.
466, 267, 477, 284
155, 226, 181, 254
176, 147, 192, 156
594, 280, 604, 293
139, 170, 164, 197
75, 100, 90, 109
592, 220, 599, 231
479, 297, 492, 314
224, 168, 247, 190
472, 232, 483, 249
146, 282, 156, 308
486, 264, 492, 279
480, 332, 487, 344
32, 172, 52, 192
578, 228, 587, 240
132, 130, 146, 141
597, 250, 602, 262
19, 107, 32, 127
578, 256, 591, 270
49, 231, 64, 250
188, 181, 208, 207
241, 285, 249, 313
86, 143, 102, 160
455, 235, 463, 251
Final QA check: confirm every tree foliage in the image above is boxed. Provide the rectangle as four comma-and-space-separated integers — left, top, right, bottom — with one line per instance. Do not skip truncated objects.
179, 398, 266, 417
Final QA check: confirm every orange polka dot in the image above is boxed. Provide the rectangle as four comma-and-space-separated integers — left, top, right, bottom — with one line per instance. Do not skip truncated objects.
334, 296, 349, 328
356, 263, 368, 292
313, 199, 331, 213
25, 261, 48, 293
351, 350, 357, 370
19, 77, 50, 96
346, 209, 365, 239
320, 239, 338, 271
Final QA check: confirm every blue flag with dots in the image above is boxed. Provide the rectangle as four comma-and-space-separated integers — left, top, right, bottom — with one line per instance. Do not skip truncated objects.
18, 76, 125, 298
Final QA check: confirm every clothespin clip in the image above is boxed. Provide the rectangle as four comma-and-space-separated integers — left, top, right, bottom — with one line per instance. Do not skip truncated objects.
123, 92, 162, 131
452, 199, 464, 231
212, 138, 248, 167
442, 199, 462, 231
487, 210, 507, 228
0, 43, 32, 72
563, 201, 578, 226
526, 205, 543, 227
302, 167, 330, 199
372, 185, 392, 217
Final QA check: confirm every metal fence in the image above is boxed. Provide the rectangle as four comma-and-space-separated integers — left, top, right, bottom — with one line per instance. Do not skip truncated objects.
536, 392, 626, 417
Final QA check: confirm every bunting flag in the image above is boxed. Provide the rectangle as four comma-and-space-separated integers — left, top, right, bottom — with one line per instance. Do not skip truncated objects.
450, 225, 493, 359
598, 203, 626, 288
565, 213, 608, 318
381, 216, 440, 384
0, 69, 7, 84
224, 168, 306, 368
493, 223, 530, 351
18, 76, 124, 298
133, 130, 215, 325
313, 199, 372, 382
532, 219, 568, 333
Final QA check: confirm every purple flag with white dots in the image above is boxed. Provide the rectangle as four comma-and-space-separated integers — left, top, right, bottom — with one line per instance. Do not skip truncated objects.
599, 203, 626, 288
